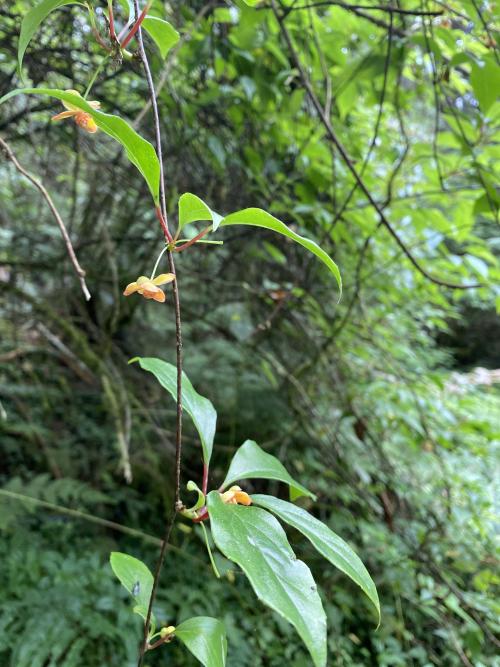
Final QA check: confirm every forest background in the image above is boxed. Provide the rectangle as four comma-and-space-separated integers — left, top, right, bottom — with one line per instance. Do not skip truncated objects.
0, 0, 499, 665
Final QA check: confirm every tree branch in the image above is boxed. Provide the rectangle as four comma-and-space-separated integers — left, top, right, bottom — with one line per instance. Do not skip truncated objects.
273, 2, 481, 290
0, 135, 91, 300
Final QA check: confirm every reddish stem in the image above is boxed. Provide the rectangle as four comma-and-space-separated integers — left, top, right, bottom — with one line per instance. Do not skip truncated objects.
155, 206, 173, 243
192, 506, 209, 523
120, 2, 151, 49
108, 0, 116, 41
202, 463, 209, 495
174, 226, 210, 252
147, 635, 174, 651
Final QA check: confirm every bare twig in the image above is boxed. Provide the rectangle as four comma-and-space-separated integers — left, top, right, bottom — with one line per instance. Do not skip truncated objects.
280, 1, 443, 15
272, 2, 480, 290
0, 136, 91, 300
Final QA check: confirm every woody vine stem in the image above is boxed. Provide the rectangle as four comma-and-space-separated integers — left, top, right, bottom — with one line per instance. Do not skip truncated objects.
131, 1, 184, 664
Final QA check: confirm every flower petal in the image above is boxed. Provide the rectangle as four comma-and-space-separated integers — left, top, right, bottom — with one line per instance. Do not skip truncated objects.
123, 281, 139, 295
62, 89, 83, 111
152, 273, 175, 286
151, 290, 166, 303
74, 112, 98, 134
52, 111, 77, 121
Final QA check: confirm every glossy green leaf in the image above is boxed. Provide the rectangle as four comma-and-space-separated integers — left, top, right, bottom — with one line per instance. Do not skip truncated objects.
221, 439, 315, 501
109, 552, 154, 625
207, 492, 327, 667
178, 193, 223, 234
142, 17, 180, 58
18, 0, 80, 73
175, 195, 341, 293
252, 494, 380, 624
470, 56, 500, 114
0, 88, 160, 203
219, 208, 341, 295
176, 616, 227, 667
131, 357, 216, 465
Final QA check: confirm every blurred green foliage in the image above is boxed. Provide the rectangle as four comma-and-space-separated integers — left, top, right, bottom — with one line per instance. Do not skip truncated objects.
0, 0, 499, 664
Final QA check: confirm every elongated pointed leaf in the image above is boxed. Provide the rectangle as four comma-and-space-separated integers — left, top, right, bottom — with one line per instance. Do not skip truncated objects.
176, 195, 341, 294
221, 439, 315, 501
207, 492, 326, 667
252, 495, 380, 624
109, 552, 154, 625
219, 208, 341, 295
18, 0, 80, 73
131, 357, 216, 465
0, 89, 160, 204
178, 193, 223, 234
176, 617, 227, 667
143, 17, 180, 58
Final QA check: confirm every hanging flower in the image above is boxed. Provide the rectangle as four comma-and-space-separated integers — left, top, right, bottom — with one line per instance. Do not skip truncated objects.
123, 274, 175, 303
52, 90, 100, 134
220, 485, 252, 506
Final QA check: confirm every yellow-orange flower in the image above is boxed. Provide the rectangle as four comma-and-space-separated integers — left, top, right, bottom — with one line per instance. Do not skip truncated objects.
123, 274, 175, 303
52, 89, 100, 134
220, 485, 252, 506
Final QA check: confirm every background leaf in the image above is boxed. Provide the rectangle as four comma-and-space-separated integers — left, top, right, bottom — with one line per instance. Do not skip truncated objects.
0, 88, 160, 203
176, 616, 227, 667
109, 551, 154, 623
207, 492, 327, 667
221, 439, 316, 500
252, 494, 380, 623
131, 357, 216, 465
470, 56, 500, 114
142, 17, 180, 59
18, 0, 79, 73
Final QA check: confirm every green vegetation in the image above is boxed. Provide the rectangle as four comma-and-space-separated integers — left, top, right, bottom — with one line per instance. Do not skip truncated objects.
0, 0, 499, 664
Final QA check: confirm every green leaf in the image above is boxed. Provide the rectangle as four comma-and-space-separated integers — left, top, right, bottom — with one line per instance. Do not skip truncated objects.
0, 88, 160, 204
131, 357, 216, 465
219, 208, 341, 295
176, 617, 227, 667
207, 492, 327, 667
175, 196, 341, 294
178, 193, 223, 234
252, 495, 380, 624
470, 56, 500, 114
221, 439, 316, 501
142, 17, 180, 58
109, 552, 154, 625
18, 0, 81, 74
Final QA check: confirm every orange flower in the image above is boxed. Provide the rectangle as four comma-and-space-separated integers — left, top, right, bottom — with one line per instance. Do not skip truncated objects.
123, 274, 175, 303
220, 485, 252, 506
52, 90, 100, 134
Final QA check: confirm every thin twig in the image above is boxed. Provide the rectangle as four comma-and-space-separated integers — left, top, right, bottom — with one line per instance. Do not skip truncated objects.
0, 136, 91, 300
132, 1, 184, 664
0, 488, 162, 544
133, 1, 215, 129
273, 2, 480, 290
279, 1, 443, 15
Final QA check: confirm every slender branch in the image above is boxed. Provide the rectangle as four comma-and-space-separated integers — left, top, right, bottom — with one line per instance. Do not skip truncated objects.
133, 1, 216, 129
273, 2, 480, 290
174, 226, 210, 252
131, 2, 184, 664
0, 136, 91, 300
279, 1, 443, 15
0, 488, 162, 545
